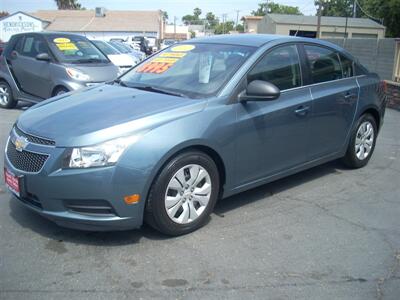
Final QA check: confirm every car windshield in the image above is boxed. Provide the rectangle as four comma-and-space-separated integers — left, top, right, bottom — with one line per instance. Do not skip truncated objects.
109, 41, 130, 53
120, 43, 255, 98
93, 40, 120, 55
46, 35, 109, 64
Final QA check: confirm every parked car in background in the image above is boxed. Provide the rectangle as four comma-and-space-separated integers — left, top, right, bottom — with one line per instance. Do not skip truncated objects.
160, 39, 178, 50
108, 40, 145, 61
128, 36, 152, 55
92, 40, 138, 75
145, 36, 158, 53
4, 35, 386, 235
0, 32, 118, 108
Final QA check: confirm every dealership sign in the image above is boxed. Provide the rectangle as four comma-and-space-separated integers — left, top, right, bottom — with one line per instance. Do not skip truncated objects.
0, 12, 43, 42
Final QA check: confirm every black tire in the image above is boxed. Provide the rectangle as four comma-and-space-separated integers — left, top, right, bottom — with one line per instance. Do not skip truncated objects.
0, 80, 17, 109
145, 151, 220, 236
53, 86, 69, 96
342, 113, 377, 169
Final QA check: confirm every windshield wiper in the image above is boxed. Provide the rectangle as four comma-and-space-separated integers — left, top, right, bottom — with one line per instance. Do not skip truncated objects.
113, 78, 128, 87
72, 58, 104, 63
129, 85, 186, 98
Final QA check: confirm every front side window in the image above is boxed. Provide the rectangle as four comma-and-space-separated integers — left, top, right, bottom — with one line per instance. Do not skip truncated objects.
46, 34, 109, 64
120, 43, 256, 98
247, 44, 302, 91
20, 36, 49, 58
92, 41, 119, 55
304, 45, 342, 83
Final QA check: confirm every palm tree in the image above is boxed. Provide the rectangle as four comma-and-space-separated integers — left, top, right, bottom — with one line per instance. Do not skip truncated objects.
54, 0, 84, 10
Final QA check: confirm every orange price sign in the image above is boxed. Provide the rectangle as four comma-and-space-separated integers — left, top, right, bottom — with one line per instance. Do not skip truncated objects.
136, 62, 175, 74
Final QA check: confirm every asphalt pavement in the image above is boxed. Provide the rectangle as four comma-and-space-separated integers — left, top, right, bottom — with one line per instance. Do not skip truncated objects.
0, 104, 399, 300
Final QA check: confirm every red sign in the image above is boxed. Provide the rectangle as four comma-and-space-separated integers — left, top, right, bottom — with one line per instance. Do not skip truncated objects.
4, 168, 20, 197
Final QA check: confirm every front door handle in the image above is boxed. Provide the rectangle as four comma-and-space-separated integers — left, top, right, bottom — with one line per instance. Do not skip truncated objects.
294, 105, 310, 117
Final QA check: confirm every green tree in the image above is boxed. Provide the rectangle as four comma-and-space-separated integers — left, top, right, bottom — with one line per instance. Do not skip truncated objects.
162, 11, 168, 21
205, 12, 218, 28
359, 0, 400, 37
54, 0, 84, 9
214, 21, 235, 34
252, 2, 303, 16
315, 0, 354, 17
193, 7, 202, 19
182, 8, 203, 25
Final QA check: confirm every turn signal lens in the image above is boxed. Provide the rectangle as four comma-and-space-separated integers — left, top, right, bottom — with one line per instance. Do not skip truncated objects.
124, 194, 140, 204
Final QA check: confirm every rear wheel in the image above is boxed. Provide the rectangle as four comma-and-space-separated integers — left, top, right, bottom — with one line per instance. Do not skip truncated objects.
342, 113, 377, 168
0, 81, 17, 109
145, 151, 220, 236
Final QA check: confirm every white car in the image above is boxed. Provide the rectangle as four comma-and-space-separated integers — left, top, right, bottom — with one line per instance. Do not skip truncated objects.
92, 40, 138, 75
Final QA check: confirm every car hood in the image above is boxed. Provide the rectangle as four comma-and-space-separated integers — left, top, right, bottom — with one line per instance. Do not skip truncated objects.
107, 54, 136, 67
66, 63, 119, 82
17, 84, 207, 147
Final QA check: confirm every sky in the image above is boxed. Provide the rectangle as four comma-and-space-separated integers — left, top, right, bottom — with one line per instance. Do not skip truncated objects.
1, 0, 317, 24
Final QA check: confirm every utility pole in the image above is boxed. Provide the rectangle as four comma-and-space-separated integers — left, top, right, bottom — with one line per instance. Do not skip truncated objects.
174, 16, 177, 40
316, 1, 322, 39
353, 0, 357, 18
222, 13, 227, 34
235, 10, 240, 30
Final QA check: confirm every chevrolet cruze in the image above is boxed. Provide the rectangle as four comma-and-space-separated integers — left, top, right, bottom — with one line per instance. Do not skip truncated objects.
4, 35, 386, 235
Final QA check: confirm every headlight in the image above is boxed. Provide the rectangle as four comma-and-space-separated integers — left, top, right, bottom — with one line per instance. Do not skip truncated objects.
67, 135, 139, 168
66, 67, 90, 81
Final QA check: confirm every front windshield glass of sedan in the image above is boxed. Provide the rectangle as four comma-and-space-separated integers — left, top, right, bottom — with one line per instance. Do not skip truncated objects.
109, 41, 130, 53
46, 35, 109, 63
92, 40, 120, 55
121, 43, 255, 98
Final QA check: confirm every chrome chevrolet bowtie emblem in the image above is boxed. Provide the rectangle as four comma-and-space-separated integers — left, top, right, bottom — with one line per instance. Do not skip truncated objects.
15, 136, 28, 152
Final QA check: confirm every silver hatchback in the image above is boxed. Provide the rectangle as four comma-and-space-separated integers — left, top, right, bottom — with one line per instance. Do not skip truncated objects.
0, 32, 119, 108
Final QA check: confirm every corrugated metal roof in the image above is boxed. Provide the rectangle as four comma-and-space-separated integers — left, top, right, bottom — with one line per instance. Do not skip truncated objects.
31, 10, 162, 32
267, 14, 385, 29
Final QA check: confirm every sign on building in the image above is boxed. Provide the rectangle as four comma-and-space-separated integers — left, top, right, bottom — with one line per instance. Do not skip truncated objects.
0, 12, 44, 42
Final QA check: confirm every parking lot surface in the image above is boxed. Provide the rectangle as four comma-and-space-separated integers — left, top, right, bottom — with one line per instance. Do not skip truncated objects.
0, 105, 399, 300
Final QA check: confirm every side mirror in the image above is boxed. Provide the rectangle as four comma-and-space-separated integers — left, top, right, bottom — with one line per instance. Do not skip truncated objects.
36, 53, 50, 61
239, 80, 280, 102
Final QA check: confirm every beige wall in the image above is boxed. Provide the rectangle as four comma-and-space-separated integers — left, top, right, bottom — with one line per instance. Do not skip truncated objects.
273, 24, 385, 39
244, 19, 261, 33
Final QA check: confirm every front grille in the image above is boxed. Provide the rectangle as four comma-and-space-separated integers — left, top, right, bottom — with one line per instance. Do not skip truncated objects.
6, 141, 49, 173
14, 126, 55, 146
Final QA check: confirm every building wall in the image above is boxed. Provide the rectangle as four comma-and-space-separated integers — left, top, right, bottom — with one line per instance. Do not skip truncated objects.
324, 38, 396, 81
245, 19, 261, 33
0, 12, 43, 42
257, 17, 275, 34
273, 24, 384, 39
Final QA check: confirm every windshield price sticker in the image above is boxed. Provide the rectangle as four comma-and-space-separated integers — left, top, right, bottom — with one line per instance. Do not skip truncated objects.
55, 42, 78, 51
170, 45, 195, 52
159, 52, 187, 58
136, 62, 174, 74
53, 37, 71, 43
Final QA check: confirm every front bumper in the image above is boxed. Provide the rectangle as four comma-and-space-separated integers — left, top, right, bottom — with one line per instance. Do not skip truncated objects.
4, 128, 149, 231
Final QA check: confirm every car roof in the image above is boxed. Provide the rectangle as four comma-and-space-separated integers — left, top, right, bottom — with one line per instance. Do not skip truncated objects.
11, 31, 89, 39
188, 34, 344, 50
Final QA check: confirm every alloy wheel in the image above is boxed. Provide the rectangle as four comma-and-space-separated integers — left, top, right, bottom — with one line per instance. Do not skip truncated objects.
0, 84, 9, 105
355, 121, 374, 160
164, 164, 212, 224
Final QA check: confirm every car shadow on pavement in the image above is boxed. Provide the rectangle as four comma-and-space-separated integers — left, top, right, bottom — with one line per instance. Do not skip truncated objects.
214, 160, 346, 215
8, 160, 346, 245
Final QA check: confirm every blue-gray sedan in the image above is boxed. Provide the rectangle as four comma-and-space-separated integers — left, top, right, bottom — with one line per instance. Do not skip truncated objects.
4, 35, 386, 235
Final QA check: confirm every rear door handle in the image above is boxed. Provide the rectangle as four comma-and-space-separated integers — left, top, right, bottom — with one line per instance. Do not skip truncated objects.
294, 105, 310, 116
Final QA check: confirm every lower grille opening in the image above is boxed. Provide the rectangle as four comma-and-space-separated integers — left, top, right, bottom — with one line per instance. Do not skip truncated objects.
64, 199, 117, 217
18, 193, 42, 209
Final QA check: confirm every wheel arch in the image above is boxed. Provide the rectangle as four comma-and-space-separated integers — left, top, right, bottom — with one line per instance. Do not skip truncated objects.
51, 85, 69, 97
359, 106, 381, 130
145, 143, 227, 203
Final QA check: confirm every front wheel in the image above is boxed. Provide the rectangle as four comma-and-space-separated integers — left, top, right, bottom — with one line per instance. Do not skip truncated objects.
0, 81, 17, 109
342, 113, 377, 169
145, 151, 220, 236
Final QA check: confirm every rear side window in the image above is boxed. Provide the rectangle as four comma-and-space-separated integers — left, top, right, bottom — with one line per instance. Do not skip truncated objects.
304, 45, 342, 83
339, 54, 354, 78
248, 44, 302, 91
